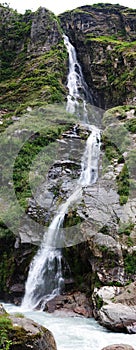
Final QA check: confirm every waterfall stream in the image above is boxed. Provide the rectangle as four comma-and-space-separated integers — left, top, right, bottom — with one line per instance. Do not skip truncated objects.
22, 35, 100, 310
63, 34, 93, 122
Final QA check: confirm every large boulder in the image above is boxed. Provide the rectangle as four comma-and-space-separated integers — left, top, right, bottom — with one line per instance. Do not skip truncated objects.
98, 303, 136, 333
0, 305, 57, 350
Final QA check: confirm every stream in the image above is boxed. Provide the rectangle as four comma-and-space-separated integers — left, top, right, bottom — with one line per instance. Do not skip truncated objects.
2, 303, 136, 350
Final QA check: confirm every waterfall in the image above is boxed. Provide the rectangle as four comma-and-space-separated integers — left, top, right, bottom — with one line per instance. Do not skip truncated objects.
63, 34, 93, 122
22, 35, 100, 310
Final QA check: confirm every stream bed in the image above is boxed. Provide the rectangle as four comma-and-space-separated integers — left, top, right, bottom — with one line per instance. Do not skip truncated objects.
2, 303, 136, 350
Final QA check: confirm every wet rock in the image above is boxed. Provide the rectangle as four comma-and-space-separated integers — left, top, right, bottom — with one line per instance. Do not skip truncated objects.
9, 283, 25, 294
44, 292, 92, 317
9, 313, 57, 350
101, 345, 135, 350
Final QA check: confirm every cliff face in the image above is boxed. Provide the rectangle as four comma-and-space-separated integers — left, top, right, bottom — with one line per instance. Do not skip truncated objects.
0, 3, 136, 120
59, 4, 136, 108
0, 5, 67, 127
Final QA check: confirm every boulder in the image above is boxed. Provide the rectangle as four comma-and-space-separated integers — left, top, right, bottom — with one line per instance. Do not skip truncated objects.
101, 345, 135, 350
9, 315, 57, 350
44, 291, 92, 318
0, 305, 57, 350
98, 303, 136, 333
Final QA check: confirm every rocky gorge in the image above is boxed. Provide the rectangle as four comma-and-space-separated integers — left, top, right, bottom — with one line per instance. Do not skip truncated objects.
0, 1, 136, 345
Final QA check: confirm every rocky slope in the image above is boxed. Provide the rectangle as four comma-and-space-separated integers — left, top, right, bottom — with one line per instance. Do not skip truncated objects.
0, 2, 136, 333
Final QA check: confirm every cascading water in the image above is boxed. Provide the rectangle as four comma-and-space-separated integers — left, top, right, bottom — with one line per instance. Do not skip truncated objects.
22, 35, 100, 310
63, 34, 93, 122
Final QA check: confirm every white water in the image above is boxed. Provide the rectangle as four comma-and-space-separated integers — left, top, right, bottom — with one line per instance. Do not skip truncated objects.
22, 35, 100, 310
2, 303, 136, 350
63, 34, 93, 121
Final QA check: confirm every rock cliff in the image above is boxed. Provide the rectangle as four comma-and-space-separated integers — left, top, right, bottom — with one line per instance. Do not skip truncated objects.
0, 4, 67, 128
59, 4, 136, 108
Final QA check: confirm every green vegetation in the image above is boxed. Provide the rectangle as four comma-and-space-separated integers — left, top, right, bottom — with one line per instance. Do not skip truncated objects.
126, 118, 136, 133
124, 252, 136, 275
103, 105, 136, 126
0, 6, 32, 81
102, 105, 136, 205
0, 5, 68, 131
118, 222, 134, 236
63, 243, 91, 292
100, 225, 110, 235
63, 209, 83, 228
86, 34, 136, 49
14, 313, 24, 318
0, 225, 15, 294
86, 34, 122, 45
0, 42, 68, 131
95, 295, 103, 310
116, 164, 130, 205
85, 30, 136, 106
0, 315, 12, 350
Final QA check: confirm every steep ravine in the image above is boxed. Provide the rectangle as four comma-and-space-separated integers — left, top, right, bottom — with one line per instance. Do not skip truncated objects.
0, 2, 136, 334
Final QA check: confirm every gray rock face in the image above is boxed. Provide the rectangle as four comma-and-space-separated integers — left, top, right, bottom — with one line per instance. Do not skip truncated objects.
28, 7, 62, 55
